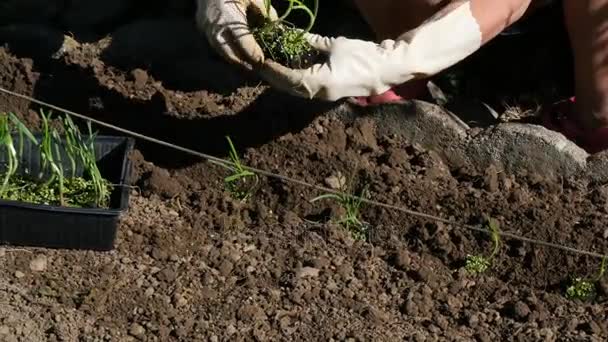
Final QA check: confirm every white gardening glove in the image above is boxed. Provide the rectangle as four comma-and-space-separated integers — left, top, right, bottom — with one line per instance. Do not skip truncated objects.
259, 35, 415, 101
257, 2, 482, 101
195, 0, 278, 70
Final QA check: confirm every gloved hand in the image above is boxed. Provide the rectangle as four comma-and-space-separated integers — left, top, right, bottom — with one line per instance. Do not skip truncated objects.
258, 34, 417, 101
196, 0, 278, 70
257, 2, 482, 101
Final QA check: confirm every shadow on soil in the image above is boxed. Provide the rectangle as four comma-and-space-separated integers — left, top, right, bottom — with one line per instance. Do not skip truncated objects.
28, 58, 338, 169
0, 0, 363, 170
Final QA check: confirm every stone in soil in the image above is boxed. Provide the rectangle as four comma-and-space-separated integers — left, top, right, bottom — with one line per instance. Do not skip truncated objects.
29, 255, 47, 272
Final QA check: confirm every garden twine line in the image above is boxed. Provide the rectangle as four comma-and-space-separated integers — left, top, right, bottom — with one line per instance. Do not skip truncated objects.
0, 86, 606, 261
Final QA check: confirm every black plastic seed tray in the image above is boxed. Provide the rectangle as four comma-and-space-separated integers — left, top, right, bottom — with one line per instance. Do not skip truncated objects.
0, 134, 135, 251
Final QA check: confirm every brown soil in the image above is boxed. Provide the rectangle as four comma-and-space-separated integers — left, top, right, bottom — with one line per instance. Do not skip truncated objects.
2, 2, 607, 341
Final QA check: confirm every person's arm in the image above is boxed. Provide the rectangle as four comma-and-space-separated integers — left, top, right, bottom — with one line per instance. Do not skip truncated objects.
398, 0, 532, 77
471, 0, 532, 44
398, 0, 532, 45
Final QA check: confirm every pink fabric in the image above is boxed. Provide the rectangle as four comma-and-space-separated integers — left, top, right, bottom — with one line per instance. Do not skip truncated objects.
350, 79, 429, 106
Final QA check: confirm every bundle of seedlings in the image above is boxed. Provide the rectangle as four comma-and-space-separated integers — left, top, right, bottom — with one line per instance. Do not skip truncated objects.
249, 0, 325, 69
0, 111, 112, 209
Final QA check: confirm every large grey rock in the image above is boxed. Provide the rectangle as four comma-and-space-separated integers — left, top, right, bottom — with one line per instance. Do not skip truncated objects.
465, 123, 588, 179
332, 100, 604, 181
587, 151, 608, 183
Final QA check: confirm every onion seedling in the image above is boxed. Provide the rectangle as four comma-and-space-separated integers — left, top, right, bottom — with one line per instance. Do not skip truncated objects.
62, 114, 81, 178
0, 113, 37, 197
51, 128, 66, 205
310, 179, 369, 241
7, 112, 37, 173
566, 256, 607, 301
215, 136, 259, 201
79, 121, 110, 207
0, 115, 17, 197
465, 216, 501, 274
39, 110, 62, 186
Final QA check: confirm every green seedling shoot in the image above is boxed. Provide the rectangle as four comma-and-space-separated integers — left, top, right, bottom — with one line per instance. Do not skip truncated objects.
51, 128, 66, 205
263, 0, 319, 33
0, 115, 16, 197
310, 179, 369, 241
39, 110, 62, 185
566, 257, 607, 301
465, 216, 501, 274
252, 0, 320, 67
8, 112, 37, 170
62, 114, 81, 178
216, 136, 259, 201
82, 121, 111, 207
0, 113, 38, 197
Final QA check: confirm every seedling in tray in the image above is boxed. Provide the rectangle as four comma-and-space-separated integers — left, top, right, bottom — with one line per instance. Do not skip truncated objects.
249, 0, 324, 69
0, 113, 37, 198
566, 256, 607, 301
310, 179, 370, 241
464, 216, 501, 275
0, 110, 112, 209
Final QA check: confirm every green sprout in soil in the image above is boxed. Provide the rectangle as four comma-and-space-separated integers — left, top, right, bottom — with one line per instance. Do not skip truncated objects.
310, 179, 369, 241
566, 256, 607, 301
0, 110, 112, 208
250, 0, 320, 68
465, 216, 501, 275
217, 136, 258, 201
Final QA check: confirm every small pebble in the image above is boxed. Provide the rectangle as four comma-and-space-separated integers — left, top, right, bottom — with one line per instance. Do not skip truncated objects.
324, 174, 345, 190
512, 301, 531, 320
0, 248, 6, 258
243, 244, 256, 252
15, 271, 25, 278
297, 267, 320, 279
173, 293, 187, 307
226, 324, 237, 335
0, 326, 9, 334
29, 255, 47, 272
129, 323, 145, 337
